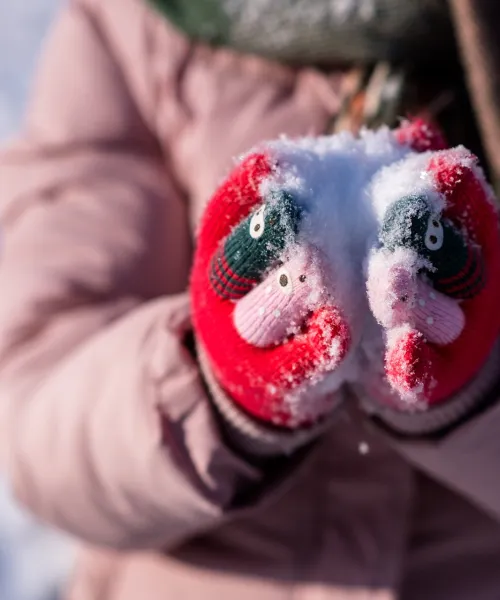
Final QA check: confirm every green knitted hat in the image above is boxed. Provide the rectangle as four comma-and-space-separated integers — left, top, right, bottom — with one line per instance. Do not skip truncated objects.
148, 0, 454, 65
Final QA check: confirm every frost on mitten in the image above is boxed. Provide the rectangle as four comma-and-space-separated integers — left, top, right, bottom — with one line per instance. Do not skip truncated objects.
367, 147, 500, 409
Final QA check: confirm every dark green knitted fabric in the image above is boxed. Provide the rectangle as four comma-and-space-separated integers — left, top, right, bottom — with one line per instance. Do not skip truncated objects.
149, 0, 454, 65
380, 195, 485, 298
210, 191, 302, 299
225, 191, 301, 277
381, 196, 436, 254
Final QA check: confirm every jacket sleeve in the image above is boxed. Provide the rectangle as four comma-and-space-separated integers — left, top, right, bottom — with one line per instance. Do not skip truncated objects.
0, 0, 334, 550
394, 381, 500, 522
361, 343, 500, 521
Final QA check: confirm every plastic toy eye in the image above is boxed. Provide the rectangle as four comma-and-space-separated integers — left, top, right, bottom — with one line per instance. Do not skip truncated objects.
425, 216, 444, 251
249, 205, 266, 239
276, 267, 293, 296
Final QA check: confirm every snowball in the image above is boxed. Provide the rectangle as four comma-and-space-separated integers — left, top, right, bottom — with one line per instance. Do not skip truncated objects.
235, 127, 486, 410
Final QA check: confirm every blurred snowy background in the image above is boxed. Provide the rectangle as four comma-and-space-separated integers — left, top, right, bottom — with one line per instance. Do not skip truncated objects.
0, 2, 76, 599
0, 0, 59, 138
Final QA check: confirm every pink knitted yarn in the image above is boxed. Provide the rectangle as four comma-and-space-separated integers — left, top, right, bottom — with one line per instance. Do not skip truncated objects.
412, 280, 465, 345
233, 247, 326, 347
367, 251, 465, 346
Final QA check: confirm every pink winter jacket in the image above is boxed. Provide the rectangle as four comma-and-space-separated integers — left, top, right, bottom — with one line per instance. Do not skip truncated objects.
2, 0, 500, 599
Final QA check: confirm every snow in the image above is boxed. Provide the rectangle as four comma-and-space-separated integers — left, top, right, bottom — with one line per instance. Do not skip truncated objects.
260, 128, 412, 390
0, 2, 75, 599
0, 481, 75, 600
370, 150, 445, 222
247, 127, 483, 412
366, 246, 424, 329
358, 441, 370, 455
264, 128, 409, 317
0, 0, 61, 140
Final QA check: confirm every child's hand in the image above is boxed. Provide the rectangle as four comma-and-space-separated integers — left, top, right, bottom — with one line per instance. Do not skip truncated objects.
190, 153, 350, 427
366, 147, 500, 409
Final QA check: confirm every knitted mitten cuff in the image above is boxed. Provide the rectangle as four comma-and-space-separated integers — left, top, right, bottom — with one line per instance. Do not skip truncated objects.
197, 341, 344, 457
358, 339, 500, 436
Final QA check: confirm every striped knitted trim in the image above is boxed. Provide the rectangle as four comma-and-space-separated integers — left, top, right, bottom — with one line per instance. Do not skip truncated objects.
359, 340, 500, 436
197, 341, 344, 457
210, 248, 256, 299
435, 246, 485, 299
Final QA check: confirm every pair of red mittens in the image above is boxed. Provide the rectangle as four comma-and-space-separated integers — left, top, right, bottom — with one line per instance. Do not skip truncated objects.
191, 120, 500, 428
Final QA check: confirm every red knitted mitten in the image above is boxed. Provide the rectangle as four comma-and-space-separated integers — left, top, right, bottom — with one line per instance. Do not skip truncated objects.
191, 152, 351, 427
366, 141, 500, 409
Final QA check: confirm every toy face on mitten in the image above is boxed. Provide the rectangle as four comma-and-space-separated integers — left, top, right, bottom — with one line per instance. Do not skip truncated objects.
367, 148, 500, 409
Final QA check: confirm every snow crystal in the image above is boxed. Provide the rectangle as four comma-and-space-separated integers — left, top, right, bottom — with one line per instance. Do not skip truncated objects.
358, 441, 370, 455
370, 151, 445, 222
366, 246, 428, 329
328, 337, 343, 361
385, 325, 429, 409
